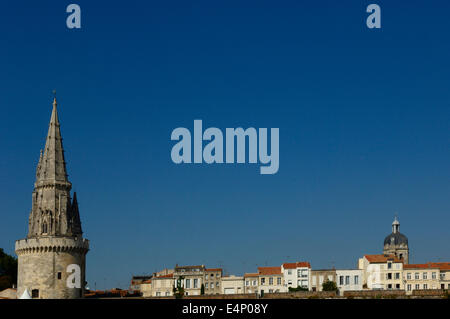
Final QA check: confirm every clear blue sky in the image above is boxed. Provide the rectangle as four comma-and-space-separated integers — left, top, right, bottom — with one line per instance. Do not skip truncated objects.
0, 0, 449, 289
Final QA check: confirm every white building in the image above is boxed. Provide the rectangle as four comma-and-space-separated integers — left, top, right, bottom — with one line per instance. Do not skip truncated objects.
358, 254, 404, 290
336, 269, 363, 295
281, 262, 311, 291
221, 275, 244, 295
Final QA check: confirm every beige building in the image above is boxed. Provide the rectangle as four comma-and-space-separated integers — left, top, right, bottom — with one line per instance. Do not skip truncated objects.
311, 269, 336, 292
336, 269, 363, 295
244, 273, 259, 294
403, 263, 440, 294
173, 265, 205, 296
221, 275, 244, 294
257, 267, 284, 294
204, 268, 222, 295
147, 273, 174, 297
403, 262, 450, 293
358, 254, 403, 290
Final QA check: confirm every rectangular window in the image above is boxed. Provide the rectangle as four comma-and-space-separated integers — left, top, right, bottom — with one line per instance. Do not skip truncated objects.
246, 280, 249, 286
387, 273, 392, 280
354, 276, 359, 285
185, 279, 190, 289
407, 284, 411, 291
156, 292, 161, 297
339, 276, 344, 285
269, 277, 273, 285
252, 280, 256, 286
345, 276, 350, 285
32, 289, 39, 298
216, 282, 219, 287
288, 270, 292, 275
57, 272, 62, 280
261, 278, 265, 285
407, 273, 411, 280
415, 273, 419, 280
432, 272, 436, 279
297, 270, 301, 277
395, 284, 400, 289
269, 289, 273, 293
301, 270, 308, 278
415, 284, 420, 290
301, 280, 308, 287
288, 280, 292, 285
387, 284, 392, 289
395, 273, 400, 280
423, 272, 427, 280
165, 292, 169, 296
387, 262, 392, 269
277, 277, 281, 285
193, 279, 198, 288
424, 284, 428, 290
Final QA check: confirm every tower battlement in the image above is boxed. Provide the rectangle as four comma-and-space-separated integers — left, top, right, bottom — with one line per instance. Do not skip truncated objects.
15, 237, 89, 255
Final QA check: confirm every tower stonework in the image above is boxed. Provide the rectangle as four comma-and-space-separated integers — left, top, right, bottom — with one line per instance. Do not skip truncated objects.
383, 216, 409, 264
15, 97, 89, 299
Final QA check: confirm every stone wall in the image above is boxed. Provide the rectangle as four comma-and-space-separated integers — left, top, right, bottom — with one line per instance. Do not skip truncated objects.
15, 236, 88, 299
344, 290, 405, 298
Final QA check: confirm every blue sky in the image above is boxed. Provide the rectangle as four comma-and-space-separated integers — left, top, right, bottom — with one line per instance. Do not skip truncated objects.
0, 0, 449, 289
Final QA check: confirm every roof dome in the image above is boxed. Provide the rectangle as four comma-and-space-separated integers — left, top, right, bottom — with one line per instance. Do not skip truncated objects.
384, 232, 408, 246
384, 216, 408, 246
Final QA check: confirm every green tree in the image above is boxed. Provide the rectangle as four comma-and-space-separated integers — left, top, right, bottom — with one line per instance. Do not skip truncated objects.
173, 276, 185, 299
0, 248, 18, 291
200, 283, 205, 295
322, 280, 338, 292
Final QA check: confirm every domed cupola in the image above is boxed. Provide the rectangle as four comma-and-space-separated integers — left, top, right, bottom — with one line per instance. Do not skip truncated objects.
383, 216, 409, 264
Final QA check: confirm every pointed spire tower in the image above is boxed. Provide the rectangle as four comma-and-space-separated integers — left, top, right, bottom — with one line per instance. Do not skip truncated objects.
28, 96, 82, 237
16, 95, 89, 299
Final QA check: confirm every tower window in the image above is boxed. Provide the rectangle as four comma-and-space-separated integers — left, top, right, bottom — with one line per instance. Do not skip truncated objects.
42, 222, 48, 234
57, 272, 62, 280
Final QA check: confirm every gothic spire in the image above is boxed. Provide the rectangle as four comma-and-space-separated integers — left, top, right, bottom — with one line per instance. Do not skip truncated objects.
35, 97, 69, 185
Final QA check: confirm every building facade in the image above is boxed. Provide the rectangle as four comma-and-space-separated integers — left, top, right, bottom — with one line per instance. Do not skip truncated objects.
359, 254, 403, 290
173, 265, 205, 296
221, 275, 244, 294
335, 269, 363, 295
281, 262, 311, 291
15, 97, 89, 299
244, 273, 259, 294
257, 267, 285, 294
204, 268, 222, 295
311, 269, 336, 292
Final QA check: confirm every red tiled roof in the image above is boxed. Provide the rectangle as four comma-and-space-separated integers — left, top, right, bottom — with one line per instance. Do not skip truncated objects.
429, 262, 450, 270
364, 254, 402, 263
282, 262, 311, 269
258, 266, 282, 275
205, 268, 223, 272
404, 263, 438, 270
244, 273, 259, 277
142, 280, 152, 284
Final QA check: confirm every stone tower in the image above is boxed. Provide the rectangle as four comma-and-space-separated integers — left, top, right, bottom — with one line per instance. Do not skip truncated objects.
383, 216, 409, 264
15, 97, 89, 299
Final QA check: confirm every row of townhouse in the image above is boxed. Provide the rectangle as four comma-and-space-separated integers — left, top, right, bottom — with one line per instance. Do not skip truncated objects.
138, 262, 364, 297
358, 254, 450, 294
138, 257, 450, 297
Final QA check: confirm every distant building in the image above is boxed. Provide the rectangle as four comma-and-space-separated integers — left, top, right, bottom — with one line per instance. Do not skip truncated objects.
130, 275, 152, 292
311, 269, 336, 292
204, 268, 222, 295
383, 216, 409, 264
359, 254, 403, 290
404, 262, 450, 293
335, 269, 363, 295
257, 267, 285, 294
147, 273, 174, 297
221, 275, 244, 294
244, 273, 259, 294
281, 262, 311, 291
173, 265, 205, 296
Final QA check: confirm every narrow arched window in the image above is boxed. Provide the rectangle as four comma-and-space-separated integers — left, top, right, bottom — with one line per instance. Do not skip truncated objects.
42, 222, 48, 234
